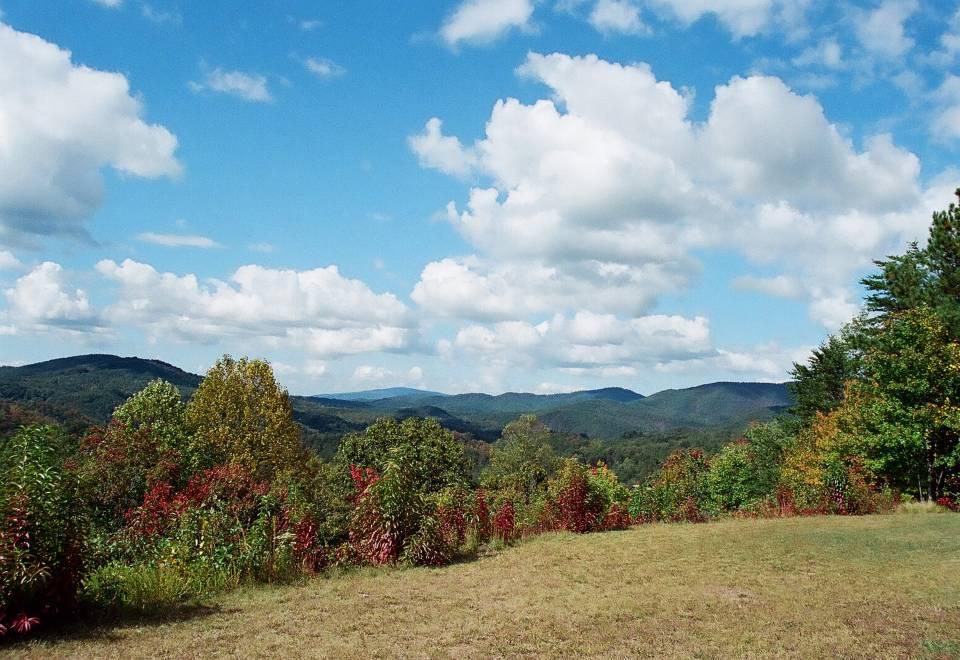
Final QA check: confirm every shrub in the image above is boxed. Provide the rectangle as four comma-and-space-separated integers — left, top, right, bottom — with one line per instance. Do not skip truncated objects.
74, 422, 185, 534
481, 415, 557, 503
492, 501, 516, 542
336, 417, 469, 495
706, 440, 767, 513
348, 447, 424, 565
0, 426, 85, 636
81, 560, 230, 611
630, 449, 710, 523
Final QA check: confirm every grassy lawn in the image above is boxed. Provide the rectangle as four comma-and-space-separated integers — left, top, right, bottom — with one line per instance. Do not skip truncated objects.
7, 512, 960, 658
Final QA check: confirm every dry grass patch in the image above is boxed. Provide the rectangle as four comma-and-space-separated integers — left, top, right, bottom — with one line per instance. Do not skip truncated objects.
6, 513, 960, 659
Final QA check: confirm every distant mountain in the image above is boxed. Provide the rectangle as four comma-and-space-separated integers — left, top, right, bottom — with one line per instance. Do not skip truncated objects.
0, 355, 791, 456
0, 354, 201, 425
317, 387, 446, 402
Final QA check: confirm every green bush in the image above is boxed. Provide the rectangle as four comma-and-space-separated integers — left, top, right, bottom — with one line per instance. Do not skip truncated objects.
0, 425, 86, 631
630, 449, 710, 522
81, 561, 231, 611
337, 417, 469, 494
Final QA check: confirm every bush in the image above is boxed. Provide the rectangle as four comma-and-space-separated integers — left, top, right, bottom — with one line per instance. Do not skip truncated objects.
336, 417, 469, 495
348, 448, 424, 565
630, 449, 710, 523
0, 426, 85, 636
81, 561, 230, 611
492, 501, 516, 542
481, 415, 557, 503
706, 441, 766, 513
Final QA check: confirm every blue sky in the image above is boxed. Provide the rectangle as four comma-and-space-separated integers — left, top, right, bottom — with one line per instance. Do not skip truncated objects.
0, 0, 957, 395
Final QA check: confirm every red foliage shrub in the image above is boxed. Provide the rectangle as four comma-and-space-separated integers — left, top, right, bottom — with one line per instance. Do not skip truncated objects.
350, 464, 379, 497
672, 496, 706, 523
124, 463, 269, 542
598, 503, 632, 531
553, 467, 596, 533
492, 501, 515, 542
293, 516, 327, 572
437, 501, 467, 549
937, 496, 959, 512
473, 490, 491, 542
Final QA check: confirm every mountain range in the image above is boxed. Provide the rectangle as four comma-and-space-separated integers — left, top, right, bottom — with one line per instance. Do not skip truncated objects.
0, 354, 792, 459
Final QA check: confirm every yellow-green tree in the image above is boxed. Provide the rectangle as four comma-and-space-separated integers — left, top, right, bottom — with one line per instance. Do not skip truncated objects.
186, 355, 301, 481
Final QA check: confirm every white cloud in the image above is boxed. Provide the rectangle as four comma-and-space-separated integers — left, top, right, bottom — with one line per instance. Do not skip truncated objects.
141, 4, 182, 25
410, 51, 941, 339
303, 57, 345, 79
807, 288, 860, 330
248, 242, 275, 253
408, 118, 478, 179
3, 262, 100, 331
451, 312, 712, 371
136, 232, 221, 248
733, 275, 805, 299
351, 364, 424, 386
299, 19, 324, 31
439, 0, 535, 47
643, 0, 809, 38
95, 259, 414, 356
0, 22, 180, 245
0, 250, 21, 270
792, 39, 843, 69
589, 0, 647, 35
352, 365, 391, 384
189, 67, 272, 102
932, 75, 960, 142
653, 341, 813, 382
854, 0, 918, 59
90, 0, 122, 7
932, 9, 960, 65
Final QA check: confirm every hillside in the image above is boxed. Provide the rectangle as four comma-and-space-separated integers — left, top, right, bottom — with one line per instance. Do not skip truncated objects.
18, 513, 960, 658
0, 355, 791, 470
317, 387, 446, 401
0, 355, 202, 426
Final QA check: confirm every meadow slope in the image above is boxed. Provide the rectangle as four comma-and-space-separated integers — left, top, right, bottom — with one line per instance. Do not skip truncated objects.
7, 513, 960, 659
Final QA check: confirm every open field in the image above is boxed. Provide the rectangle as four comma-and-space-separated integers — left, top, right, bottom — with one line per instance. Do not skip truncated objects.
6, 512, 960, 659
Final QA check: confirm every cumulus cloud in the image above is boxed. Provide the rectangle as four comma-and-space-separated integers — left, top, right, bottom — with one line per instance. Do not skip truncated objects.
589, 0, 648, 35
644, 0, 809, 38
189, 67, 272, 102
932, 75, 960, 142
95, 259, 414, 356
136, 232, 221, 248
410, 51, 944, 347
3, 262, 100, 332
439, 0, 535, 47
452, 312, 712, 370
854, 0, 918, 59
0, 22, 180, 245
792, 39, 844, 69
408, 118, 478, 179
931, 9, 960, 66
733, 275, 805, 299
0, 250, 21, 270
351, 364, 425, 386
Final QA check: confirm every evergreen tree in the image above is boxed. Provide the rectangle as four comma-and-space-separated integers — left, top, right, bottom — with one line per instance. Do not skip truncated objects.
788, 332, 860, 422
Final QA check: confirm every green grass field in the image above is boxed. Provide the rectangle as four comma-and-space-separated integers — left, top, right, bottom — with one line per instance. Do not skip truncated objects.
7, 512, 960, 659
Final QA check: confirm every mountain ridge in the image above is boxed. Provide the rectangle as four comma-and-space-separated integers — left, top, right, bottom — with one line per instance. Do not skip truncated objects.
0, 355, 792, 456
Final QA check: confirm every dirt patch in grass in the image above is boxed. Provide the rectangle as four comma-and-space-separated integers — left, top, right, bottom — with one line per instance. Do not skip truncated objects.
6, 514, 960, 658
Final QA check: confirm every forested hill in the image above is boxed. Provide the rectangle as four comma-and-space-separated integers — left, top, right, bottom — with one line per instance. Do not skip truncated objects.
0, 354, 791, 449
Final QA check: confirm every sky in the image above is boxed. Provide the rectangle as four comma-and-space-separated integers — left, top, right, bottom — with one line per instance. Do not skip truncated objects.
0, 0, 957, 395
